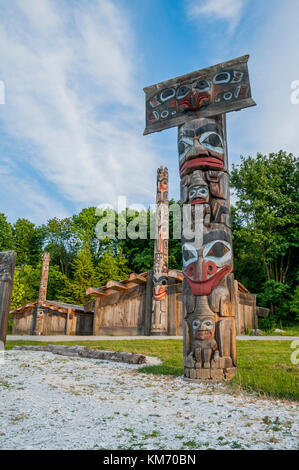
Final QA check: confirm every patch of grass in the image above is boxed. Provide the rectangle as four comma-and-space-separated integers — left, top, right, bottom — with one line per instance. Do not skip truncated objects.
6, 339, 299, 401
0, 380, 11, 388
234, 341, 299, 401
142, 430, 160, 439
263, 325, 299, 337
182, 440, 199, 448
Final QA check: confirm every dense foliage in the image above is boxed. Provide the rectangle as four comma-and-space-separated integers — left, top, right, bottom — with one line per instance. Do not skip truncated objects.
1, 151, 298, 326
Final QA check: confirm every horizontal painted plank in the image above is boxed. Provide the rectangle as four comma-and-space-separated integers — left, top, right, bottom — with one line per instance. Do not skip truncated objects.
143, 55, 255, 135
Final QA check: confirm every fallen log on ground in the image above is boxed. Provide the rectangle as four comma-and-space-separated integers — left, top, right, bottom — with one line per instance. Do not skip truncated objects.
13, 344, 146, 364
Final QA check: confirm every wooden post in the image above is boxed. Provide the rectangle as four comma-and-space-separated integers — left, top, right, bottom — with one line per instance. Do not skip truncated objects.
93, 297, 101, 335
179, 115, 237, 380
34, 252, 50, 336
0, 251, 16, 346
144, 270, 153, 335
151, 166, 169, 335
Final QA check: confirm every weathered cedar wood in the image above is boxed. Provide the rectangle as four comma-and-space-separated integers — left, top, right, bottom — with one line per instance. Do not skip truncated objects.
0, 251, 16, 345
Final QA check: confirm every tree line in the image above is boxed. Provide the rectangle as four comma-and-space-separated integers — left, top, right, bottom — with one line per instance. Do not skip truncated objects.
0, 151, 298, 327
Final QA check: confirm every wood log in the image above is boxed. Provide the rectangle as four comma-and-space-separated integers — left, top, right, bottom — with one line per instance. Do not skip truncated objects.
86, 287, 109, 297
0, 251, 17, 345
105, 280, 128, 291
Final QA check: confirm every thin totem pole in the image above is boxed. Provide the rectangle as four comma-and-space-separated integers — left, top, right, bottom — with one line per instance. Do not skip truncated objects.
34, 252, 50, 336
143, 55, 255, 380
151, 166, 169, 335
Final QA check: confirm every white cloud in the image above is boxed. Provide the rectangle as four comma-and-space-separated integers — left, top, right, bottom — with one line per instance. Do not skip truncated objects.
227, 0, 299, 165
0, 159, 68, 224
0, 0, 156, 223
187, 0, 245, 31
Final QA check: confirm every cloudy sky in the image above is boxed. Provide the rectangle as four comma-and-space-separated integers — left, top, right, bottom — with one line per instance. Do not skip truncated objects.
0, 0, 298, 223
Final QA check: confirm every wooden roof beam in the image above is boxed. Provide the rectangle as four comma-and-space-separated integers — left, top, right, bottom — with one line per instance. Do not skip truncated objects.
124, 273, 147, 285
168, 269, 184, 280
105, 280, 128, 291
86, 287, 109, 297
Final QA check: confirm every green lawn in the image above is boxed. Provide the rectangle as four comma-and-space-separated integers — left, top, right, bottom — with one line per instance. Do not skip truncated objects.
263, 325, 299, 336
5, 339, 299, 401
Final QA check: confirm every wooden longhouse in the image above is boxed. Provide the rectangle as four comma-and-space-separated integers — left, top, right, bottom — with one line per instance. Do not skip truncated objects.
10, 268, 263, 337
11, 300, 93, 336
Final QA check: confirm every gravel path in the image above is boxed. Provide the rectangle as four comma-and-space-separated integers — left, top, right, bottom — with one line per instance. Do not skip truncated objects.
0, 350, 298, 450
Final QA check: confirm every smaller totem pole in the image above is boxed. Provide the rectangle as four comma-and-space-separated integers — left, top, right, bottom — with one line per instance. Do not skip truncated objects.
34, 252, 50, 336
0, 251, 16, 345
151, 166, 169, 335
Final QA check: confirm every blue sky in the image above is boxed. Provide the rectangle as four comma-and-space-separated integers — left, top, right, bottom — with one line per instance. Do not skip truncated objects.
0, 0, 298, 224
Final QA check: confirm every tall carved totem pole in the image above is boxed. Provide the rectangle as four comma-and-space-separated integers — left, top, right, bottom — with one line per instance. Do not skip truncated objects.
34, 252, 50, 336
151, 166, 169, 335
144, 55, 255, 380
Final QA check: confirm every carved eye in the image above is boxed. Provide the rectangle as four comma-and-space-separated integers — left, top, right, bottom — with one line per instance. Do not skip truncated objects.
194, 79, 211, 92
160, 88, 175, 102
202, 133, 221, 147
203, 240, 232, 266
203, 320, 213, 329
197, 187, 209, 198
193, 320, 201, 330
207, 242, 229, 258
178, 136, 193, 160
199, 131, 224, 154
177, 84, 191, 99
189, 188, 197, 199
179, 142, 187, 155
213, 72, 231, 84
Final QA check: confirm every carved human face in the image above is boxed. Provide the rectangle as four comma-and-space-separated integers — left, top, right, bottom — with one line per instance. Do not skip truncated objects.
178, 118, 225, 176
153, 275, 168, 300
158, 176, 168, 193
188, 185, 209, 205
176, 78, 212, 113
182, 230, 233, 296
192, 316, 214, 340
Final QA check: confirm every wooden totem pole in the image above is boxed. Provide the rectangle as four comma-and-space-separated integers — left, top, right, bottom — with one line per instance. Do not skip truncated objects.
34, 252, 50, 336
144, 55, 255, 380
151, 166, 169, 335
0, 251, 16, 346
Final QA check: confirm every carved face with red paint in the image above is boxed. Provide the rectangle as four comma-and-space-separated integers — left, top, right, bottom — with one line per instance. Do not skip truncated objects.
153, 275, 168, 300
188, 184, 209, 205
178, 117, 225, 176
182, 230, 233, 296
192, 316, 214, 340
176, 78, 212, 113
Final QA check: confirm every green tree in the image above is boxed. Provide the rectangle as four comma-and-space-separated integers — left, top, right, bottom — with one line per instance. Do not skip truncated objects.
43, 217, 79, 276
14, 218, 44, 266
231, 151, 299, 323
72, 207, 102, 256
10, 268, 26, 309
0, 213, 15, 251
96, 247, 130, 285
61, 242, 97, 304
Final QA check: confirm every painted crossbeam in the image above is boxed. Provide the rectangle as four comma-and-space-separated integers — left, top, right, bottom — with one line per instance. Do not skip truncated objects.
143, 55, 255, 135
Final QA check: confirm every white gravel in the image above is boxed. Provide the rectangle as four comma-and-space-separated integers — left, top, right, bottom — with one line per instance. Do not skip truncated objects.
0, 350, 298, 450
